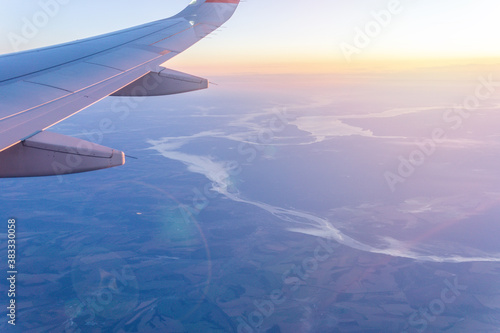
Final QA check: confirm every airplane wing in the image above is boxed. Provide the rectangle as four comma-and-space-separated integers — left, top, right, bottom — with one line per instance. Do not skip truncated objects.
0, 0, 240, 178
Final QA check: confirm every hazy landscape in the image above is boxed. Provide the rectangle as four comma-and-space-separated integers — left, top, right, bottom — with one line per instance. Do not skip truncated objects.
1, 70, 500, 332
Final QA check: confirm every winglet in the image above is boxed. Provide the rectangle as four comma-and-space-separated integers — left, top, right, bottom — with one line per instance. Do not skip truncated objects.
173, 0, 241, 25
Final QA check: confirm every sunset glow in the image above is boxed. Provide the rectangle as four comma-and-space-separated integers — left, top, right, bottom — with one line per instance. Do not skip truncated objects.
1, 0, 500, 75
4, 2, 500, 332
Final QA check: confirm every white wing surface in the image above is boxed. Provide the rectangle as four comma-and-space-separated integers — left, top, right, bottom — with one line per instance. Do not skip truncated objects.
0, 0, 240, 178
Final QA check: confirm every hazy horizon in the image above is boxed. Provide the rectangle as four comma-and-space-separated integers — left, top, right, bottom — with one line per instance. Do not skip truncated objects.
2, 1, 500, 332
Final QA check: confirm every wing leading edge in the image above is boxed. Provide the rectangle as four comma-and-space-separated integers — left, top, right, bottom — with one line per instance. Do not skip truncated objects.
0, 0, 240, 178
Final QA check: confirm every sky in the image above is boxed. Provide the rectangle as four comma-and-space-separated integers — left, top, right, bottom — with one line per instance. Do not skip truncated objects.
1, 0, 500, 74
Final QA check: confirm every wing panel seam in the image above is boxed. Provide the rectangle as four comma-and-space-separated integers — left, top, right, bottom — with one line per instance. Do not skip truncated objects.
0, 22, 183, 84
